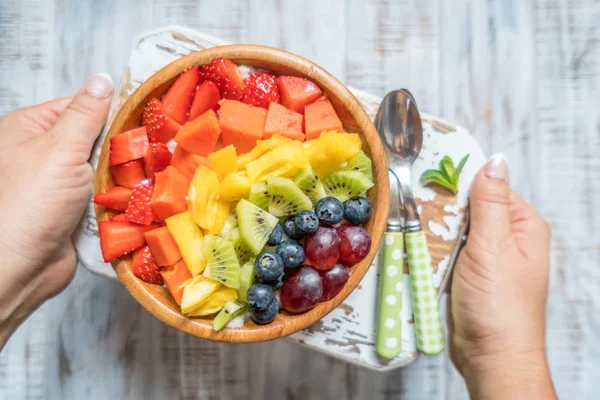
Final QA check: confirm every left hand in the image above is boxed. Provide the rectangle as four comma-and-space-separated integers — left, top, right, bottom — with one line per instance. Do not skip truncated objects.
0, 73, 113, 349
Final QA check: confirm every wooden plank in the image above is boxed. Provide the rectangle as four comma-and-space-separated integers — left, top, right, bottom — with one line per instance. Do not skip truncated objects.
535, 1, 600, 399
0, 1, 54, 399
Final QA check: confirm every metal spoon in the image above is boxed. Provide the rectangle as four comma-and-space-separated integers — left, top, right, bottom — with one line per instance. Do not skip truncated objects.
376, 90, 445, 356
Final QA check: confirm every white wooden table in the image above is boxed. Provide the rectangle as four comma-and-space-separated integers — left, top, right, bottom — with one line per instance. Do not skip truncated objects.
1, 1, 598, 399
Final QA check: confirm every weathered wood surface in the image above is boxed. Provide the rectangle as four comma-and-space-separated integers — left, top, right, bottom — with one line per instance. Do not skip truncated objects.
0, 0, 598, 399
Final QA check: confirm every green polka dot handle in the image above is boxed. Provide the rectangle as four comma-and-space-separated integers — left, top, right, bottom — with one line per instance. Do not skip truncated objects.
375, 232, 404, 359
405, 231, 445, 355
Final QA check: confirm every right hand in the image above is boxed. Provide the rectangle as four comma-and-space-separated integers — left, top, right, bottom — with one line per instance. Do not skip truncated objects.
449, 154, 557, 399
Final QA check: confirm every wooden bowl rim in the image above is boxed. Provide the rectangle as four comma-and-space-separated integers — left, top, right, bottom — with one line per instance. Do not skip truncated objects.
95, 44, 390, 343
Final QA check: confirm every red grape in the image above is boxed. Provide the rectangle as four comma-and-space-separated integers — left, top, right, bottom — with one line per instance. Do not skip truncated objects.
304, 226, 341, 271
336, 225, 371, 264
320, 263, 350, 301
280, 265, 323, 313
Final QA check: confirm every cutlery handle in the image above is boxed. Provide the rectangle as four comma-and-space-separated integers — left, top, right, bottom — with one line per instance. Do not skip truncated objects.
375, 232, 404, 359
405, 231, 445, 355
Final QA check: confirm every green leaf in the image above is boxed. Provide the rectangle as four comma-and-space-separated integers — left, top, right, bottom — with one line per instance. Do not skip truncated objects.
439, 156, 456, 184
420, 169, 456, 193
455, 154, 470, 178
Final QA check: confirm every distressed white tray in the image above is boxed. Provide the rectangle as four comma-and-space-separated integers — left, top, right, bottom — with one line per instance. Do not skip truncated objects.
73, 26, 486, 371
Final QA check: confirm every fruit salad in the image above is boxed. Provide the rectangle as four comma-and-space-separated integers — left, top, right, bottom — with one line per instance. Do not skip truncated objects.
94, 57, 375, 330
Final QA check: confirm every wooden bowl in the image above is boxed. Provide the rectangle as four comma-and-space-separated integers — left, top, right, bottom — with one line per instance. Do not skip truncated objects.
95, 45, 389, 342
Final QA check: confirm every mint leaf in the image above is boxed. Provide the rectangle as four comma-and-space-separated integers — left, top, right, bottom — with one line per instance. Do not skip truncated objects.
455, 154, 470, 177
420, 153, 470, 194
439, 156, 456, 184
420, 169, 455, 192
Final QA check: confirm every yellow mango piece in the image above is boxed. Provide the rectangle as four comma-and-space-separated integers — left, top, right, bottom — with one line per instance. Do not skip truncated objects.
205, 199, 231, 235
181, 276, 222, 315
166, 212, 206, 276
245, 141, 308, 182
186, 287, 239, 317
208, 145, 238, 180
236, 134, 292, 168
188, 166, 220, 230
303, 131, 362, 177
220, 172, 251, 201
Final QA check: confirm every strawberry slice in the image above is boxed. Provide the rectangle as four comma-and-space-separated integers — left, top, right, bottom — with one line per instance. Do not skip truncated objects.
131, 246, 163, 284
144, 142, 172, 180
276, 76, 322, 114
125, 181, 156, 226
110, 127, 149, 166
162, 66, 200, 125
111, 159, 146, 189
110, 213, 129, 222
241, 73, 280, 109
98, 221, 159, 262
189, 80, 221, 120
199, 57, 245, 100
93, 186, 133, 211
142, 98, 181, 143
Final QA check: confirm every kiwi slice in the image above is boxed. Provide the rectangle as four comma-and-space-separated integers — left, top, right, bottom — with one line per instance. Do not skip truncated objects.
343, 150, 373, 181
248, 182, 269, 210
226, 227, 253, 265
323, 170, 374, 202
236, 199, 279, 254
293, 165, 327, 204
220, 212, 238, 237
267, 176, 313, 217
201, 235, 241, 289
239, 260, 256, 302
213, 300, 248, 331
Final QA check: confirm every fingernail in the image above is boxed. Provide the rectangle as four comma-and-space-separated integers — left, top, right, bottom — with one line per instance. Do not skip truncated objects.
86, 73, 113, 98
484, 153, 509, 181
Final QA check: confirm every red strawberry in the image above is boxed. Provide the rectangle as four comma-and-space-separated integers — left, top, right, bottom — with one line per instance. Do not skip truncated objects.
131, 246, 163, 284
110, 213, 129, 222
98, 221, 159, 262
144, 142, 172, 180
93, 186, 133, 211
125, 181, 156, 226
199, 58, 245, 100
142, 98, 181, 143
162, 66, 200, 124
111, 159, 146, 189
241, 73, 280, 109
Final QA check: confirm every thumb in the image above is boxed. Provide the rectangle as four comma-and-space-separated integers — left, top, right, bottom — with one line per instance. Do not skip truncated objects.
50, 73, 113, 151
469, 153, 512, 248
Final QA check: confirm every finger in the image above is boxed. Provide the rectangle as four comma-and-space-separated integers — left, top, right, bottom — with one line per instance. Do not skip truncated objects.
49, 73, 113, 150
509, 190, 551, 251
20, 97, 74, 131
469, 153, 512, 252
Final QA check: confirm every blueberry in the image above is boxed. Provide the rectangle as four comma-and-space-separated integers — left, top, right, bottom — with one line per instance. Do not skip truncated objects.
247, 283, 275, 312
267, 224, 283, 246
276, 240, 305, 269
283, 217, 304, 240
254, 252, 285, 282
268, 274, 284, 290
294, 210, 319, 235
249, 296, 279, 324
343, 197, 372, 225
314, 197, 344, 226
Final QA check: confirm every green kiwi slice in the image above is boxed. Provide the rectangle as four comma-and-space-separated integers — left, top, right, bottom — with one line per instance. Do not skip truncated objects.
322, 170, 374, 202
267, 176, 313, 217
343, 150, 373, 181
213, 300, 247, 331
225, 227, 253, 265
220, 212, 238, 237
238, 260, 256, 302
248, 182, 269, 210
201, 235, 241, 289
236, 199, 279, 254
293, 165, 327, 204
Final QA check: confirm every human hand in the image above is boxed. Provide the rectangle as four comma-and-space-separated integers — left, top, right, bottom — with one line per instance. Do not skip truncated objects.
450, 154, 557, 399
0, 73, 113, 349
